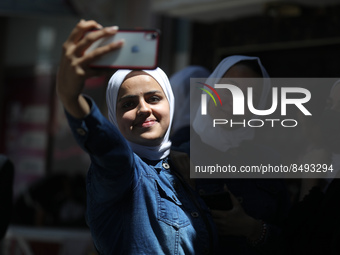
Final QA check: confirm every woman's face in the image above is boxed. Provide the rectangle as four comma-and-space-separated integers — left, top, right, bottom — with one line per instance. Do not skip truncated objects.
116, 71, 170, 146
208, 63, 263, 125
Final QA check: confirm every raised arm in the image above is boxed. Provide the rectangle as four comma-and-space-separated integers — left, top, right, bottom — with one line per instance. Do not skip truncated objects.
56, 19, 124, 118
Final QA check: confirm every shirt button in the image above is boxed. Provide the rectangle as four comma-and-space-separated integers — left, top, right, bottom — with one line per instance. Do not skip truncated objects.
162, 162, 170, 169
191, 212, 199, 218
76, 128, 86, 136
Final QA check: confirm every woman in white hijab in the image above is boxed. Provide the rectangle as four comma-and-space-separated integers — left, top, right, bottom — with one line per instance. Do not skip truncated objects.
56, 20, 218, 255
106, 68, 174, 161
192, 55, 270, 152
191, 55, 290, 255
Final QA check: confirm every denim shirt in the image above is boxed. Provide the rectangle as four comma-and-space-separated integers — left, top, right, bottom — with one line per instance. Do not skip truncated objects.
65, 97, 217, 255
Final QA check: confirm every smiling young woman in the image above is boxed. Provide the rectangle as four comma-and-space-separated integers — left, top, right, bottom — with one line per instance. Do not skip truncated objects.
56, 20, 218, 255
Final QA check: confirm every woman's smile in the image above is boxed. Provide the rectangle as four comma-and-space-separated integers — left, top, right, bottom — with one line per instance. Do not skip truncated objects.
136, 118, 157, 128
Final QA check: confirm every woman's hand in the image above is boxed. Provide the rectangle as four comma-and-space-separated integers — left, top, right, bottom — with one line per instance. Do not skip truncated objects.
56, 19, 124, 118
211, 189, 263, 241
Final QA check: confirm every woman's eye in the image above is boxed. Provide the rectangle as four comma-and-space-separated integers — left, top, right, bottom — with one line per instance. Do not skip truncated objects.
148, 96, 161, 103
122, 101, 135, 109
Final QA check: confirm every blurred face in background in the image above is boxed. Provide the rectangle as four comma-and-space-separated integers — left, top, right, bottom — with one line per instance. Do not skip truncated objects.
208, 63, 263, 128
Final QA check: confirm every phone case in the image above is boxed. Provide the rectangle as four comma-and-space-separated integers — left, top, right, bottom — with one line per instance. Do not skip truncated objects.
85, 29, 160, 70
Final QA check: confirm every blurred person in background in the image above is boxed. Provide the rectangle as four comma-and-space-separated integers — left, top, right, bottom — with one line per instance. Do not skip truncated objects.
169, 65, 211, 148
12, 172, 87, 228
190, 55, 290, 255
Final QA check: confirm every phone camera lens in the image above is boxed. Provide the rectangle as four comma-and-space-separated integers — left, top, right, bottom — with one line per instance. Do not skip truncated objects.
146, 32, 157, 40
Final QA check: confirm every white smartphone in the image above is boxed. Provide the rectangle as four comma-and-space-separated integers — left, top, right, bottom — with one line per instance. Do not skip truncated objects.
85, 29, 160, 70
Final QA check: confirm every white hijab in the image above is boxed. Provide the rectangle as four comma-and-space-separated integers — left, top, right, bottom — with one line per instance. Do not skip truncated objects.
106, 67, 174, 161
192, 55, 270, 152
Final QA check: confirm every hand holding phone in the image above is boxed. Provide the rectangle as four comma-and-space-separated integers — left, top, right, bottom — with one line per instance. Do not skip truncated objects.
57, 21, 123, 119
85, 29, 160, 70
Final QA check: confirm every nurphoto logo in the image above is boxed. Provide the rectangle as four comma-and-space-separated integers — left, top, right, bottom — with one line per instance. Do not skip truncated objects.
199, 81, 312, 128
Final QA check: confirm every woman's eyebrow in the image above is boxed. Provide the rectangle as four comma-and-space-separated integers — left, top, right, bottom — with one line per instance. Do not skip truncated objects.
145, 90, 162, 95
118, 90, 162, 102
118, 94, 137, 102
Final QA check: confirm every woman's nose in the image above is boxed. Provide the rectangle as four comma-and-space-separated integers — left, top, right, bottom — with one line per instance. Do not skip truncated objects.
137, 99, 152, 115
